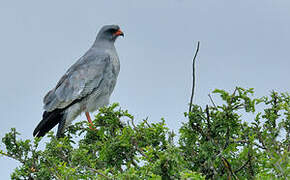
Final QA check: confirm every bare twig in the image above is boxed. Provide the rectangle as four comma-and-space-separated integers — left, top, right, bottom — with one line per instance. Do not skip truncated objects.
208, 94, 217, 109
189, 41, 200, 113
144, 117, 151, 128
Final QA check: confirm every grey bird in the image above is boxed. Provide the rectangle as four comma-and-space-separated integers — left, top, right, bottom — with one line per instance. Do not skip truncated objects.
33, 25, 124, 138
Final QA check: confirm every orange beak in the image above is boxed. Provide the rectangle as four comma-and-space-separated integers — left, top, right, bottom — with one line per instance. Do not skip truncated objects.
114, 29, 124, 37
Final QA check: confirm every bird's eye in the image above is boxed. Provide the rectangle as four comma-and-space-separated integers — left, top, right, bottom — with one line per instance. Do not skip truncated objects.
108, 28, 118, 34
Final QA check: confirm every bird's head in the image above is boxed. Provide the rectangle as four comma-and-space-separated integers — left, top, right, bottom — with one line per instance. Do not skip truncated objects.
96, 25, 124, 42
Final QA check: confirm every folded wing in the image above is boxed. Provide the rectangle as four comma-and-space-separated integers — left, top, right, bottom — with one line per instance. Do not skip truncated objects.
33, 52, 110, 137
44, 52, 110, 112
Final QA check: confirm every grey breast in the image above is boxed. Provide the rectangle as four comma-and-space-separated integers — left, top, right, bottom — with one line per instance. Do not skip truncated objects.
82, 48, 120, 112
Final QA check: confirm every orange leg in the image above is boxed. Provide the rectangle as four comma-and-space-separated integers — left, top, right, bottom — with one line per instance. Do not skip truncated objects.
85, 112, 95, 129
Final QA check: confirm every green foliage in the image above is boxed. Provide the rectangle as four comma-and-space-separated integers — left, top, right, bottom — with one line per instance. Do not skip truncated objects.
180, 88, 289, 179
1, 88, 289, 179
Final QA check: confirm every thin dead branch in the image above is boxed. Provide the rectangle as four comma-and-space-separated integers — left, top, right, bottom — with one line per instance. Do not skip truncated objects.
208, 94, 217, 109
189, 41, 200, 113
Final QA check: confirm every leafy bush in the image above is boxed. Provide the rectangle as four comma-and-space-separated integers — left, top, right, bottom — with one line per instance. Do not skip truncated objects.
1, 88, 289, 179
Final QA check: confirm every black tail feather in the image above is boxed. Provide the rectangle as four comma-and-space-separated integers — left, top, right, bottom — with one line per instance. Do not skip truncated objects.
33, 109, 64, 137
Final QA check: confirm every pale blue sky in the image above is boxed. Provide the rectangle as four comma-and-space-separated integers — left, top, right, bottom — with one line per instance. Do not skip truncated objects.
0, 0, 289, 178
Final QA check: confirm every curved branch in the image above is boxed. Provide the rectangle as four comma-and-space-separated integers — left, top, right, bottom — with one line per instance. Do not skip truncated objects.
189, 41, 200, 113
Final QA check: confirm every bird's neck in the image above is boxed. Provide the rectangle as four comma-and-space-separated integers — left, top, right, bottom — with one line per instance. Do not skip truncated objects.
93, 39, 115, 50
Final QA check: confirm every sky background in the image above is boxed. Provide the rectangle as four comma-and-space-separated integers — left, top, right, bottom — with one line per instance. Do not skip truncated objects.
0, 0, 289, 178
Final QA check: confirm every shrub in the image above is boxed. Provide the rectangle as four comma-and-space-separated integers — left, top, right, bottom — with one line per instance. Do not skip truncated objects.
1, 88, 289, 179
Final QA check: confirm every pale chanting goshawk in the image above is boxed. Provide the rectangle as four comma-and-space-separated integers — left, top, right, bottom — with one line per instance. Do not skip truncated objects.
33, 25, 124, 138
